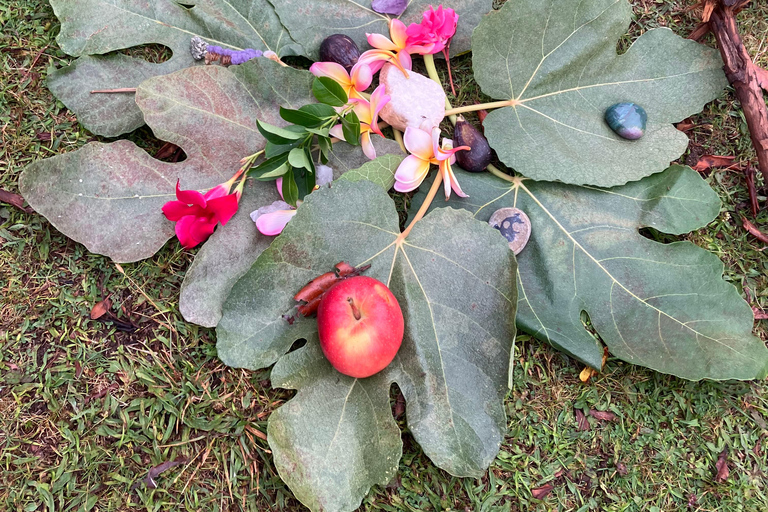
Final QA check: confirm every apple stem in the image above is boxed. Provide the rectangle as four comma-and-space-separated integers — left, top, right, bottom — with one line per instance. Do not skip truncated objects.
347, 297, 362, 320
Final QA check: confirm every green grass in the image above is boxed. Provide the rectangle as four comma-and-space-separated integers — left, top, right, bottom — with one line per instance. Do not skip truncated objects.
1, 0, 767, 511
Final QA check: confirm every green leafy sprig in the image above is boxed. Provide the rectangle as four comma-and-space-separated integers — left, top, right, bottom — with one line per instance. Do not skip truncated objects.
252, 77, 361, 206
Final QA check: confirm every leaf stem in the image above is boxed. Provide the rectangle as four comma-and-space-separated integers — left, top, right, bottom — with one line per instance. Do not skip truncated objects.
397, 172, 443, 243
423, 54, 456, 124
486, 164, 516, 183
444, 101, 515, 116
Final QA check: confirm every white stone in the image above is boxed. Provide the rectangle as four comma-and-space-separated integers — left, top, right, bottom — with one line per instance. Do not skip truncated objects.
379, 64, 446, 132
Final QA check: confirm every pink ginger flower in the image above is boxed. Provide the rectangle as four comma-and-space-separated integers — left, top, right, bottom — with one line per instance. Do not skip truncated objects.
357, 19, 428, 74
394, 126, 470, 200
162, 172, 243, 249
405, 5, 459, 55
309, 62, 373, 100
329, 85, 390, 160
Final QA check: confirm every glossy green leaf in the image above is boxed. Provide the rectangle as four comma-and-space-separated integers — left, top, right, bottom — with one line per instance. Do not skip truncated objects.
47, 0, 302, 136
410, 166, 768, 380
258, 120, 306, 145
471, 0, 727, 186
313, 77, 348, 107
341, 111, 361, 146
280, 106, 324, 128
252, 155, 291, 180
300, 103, 337, 119
281, 168, 300, 206
288, 147, 312, 172
218, 179, 517, 510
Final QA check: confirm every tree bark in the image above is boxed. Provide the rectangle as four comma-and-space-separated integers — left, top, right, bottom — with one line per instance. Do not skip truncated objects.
709, 1, 768, 184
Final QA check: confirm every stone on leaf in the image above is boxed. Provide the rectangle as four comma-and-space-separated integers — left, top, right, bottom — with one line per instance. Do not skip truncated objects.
605, 102, 647, 140
488, 207, 531, 255
379, 64, 446, 132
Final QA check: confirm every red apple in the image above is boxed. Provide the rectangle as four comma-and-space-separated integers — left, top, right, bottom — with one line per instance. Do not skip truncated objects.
317, 276, 404, 378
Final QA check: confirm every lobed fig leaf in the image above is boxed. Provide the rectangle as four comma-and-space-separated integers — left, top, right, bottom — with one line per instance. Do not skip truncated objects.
410, 166, 768, 381
471, 0, 728, 186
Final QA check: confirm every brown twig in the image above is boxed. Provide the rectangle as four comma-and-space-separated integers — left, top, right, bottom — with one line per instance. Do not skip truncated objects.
22, 44, 49, 80
0, 189, 33, 213
708, 1, 768, 187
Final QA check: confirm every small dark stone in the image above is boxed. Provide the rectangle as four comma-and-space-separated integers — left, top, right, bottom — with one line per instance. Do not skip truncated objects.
605, 102, 647, 140
319, 34, 360, 72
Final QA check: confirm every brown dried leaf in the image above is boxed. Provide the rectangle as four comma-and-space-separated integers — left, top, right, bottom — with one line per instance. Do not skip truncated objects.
753, 308, 768, 320
589, 409, 617, 422
742, 217, 768, 244
575, 408, 590, 431
676, 120, 696, 131
579, 366, 598, 383
702, 0, 716, 22
715, 449, 729, 482
132, 456, 189, 490
90, 298, 112, 320
531, 484, 554, 500
692, 155, 737, 172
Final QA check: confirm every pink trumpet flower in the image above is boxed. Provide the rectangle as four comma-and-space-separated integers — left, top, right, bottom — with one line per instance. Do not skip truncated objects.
309, 61, 373, 100
394, 126, 470, 199
162, 171, 244, 249
358, 19, 428, 74
330, 85, 390, 160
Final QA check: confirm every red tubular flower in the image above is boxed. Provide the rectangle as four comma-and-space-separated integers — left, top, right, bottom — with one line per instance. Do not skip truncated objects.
162, 177, 241, 249
405, 5, 459, 55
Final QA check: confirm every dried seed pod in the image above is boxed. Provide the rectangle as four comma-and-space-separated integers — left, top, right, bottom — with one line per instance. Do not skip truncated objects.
319, 34, 360, 72
454, 115, 492, 173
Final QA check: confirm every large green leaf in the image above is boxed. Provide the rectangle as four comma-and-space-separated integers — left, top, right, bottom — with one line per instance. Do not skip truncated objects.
21, 59, 314, 263
217, 179, 516, 510
272, 0, 492, 60
471, 0, 727, 186
47, 0, 302, 136
411, 166, 768, 381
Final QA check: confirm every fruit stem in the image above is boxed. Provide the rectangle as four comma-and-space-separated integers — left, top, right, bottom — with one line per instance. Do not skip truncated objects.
444, 101, 515, 116
397, 171, 443, 244
347, 297, 362, 320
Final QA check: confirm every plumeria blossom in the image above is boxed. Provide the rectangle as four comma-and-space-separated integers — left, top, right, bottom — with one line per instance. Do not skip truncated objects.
162, 171, 244, 249
251, 165, 334, 236
309, 61, 373, 100
329, 85, 390, 160
405, 5, 459, 55
394, 126, 470, 199
357, 19, 428, 73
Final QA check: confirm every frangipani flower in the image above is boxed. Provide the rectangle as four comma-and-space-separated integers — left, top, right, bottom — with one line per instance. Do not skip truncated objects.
405, 5, 459, 55
310, 62, 373, 100
394, 126, 469, 199
162, 173, 243, 249
358, 19, 427, 73
330, 85, 390, 160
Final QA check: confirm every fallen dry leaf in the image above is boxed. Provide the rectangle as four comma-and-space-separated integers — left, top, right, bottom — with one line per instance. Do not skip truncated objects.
589, 409, 617, 422
90, 298, 112, 320
132, 456, 189, 490
715, 449, 729, 482
575, 408, 590, 431
701, 0, 716, 22
692, 154, 737, 172
579, 366, 598, 383
742, 217, 768, 244
676, 120, 696, 131
531, 484, 554, 500
753, 308, 768, 320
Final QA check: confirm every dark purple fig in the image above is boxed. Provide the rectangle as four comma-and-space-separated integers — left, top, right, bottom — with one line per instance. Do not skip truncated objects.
319, 34, 360, 72
454, 115, 492, 173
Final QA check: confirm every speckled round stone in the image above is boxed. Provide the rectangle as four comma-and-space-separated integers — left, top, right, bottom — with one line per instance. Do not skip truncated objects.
605, 102, 647, 140
488, 208, 531, 255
